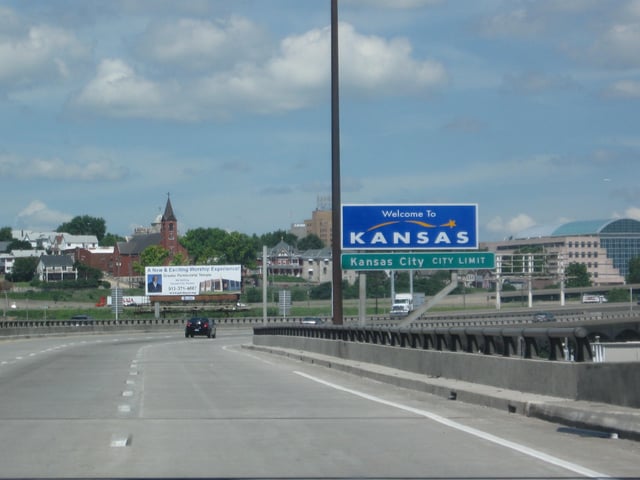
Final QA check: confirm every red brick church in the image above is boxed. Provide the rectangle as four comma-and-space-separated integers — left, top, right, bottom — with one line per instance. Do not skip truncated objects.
111, 195, 188, 282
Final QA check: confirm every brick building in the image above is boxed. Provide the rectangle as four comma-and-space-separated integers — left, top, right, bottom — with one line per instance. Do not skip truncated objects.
110, 196, 188, 284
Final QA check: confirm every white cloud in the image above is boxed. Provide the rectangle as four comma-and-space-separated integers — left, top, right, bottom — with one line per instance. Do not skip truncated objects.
73, 59, 163, 112
0, 152, 128, 181
340, 23, 448, 94
0, 21, 88, 87
71, 21, 447, 121
479, 8, 544, 38
588, 22, 640, 68
623, 0, 640, 18
486, 214, 536, 236
624, 206, 640, 220
501, 71, 578, 94
603, 79, 640, 98
16, 200, 72, 230
133, 16, 270, 72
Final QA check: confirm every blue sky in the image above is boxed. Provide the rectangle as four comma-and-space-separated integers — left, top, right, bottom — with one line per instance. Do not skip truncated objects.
1, 0, 639, 242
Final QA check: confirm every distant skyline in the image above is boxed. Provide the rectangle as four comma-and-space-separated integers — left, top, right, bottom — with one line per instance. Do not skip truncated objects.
1, 0, 639, 242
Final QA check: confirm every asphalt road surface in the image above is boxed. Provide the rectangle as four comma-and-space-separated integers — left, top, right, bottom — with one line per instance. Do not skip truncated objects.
1, 330, 639, 479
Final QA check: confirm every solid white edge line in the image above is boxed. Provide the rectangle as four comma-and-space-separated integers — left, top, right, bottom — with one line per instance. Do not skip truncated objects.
294, 371, 610, 479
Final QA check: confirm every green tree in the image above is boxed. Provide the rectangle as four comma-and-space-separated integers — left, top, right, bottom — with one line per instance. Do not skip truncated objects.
170, 252, 189, 266
365, 271, 389, 299
297, 233, 324, 250
257, 230, 298, 248
0, 226, 12, 241
100, 232, 125, 247
309, 281, 332, 300
565, 262, 591, 288
7, 257, 38, 282
181, 228, 256, 267
75, 262, 104, 282
133, 245, 170, 274
627, 256, 640, 284
218, 231, 257, 267
6, 239, 32, 251
180, 227, 226, 264
607, 288, 631, 302
57, 215, 107, 242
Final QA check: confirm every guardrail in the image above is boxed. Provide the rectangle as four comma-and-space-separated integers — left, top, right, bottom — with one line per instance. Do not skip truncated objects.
253, 324, 593, 362
1, 307, 636, 330
0, 316, 327, 329
2, 310, 635, 352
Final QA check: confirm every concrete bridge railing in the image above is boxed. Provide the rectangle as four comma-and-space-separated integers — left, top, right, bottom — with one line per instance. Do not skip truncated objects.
252, 325, 640, 408
254, 324, 593, 362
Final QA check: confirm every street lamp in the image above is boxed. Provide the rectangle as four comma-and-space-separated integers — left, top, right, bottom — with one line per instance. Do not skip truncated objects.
115, 259, 122, 288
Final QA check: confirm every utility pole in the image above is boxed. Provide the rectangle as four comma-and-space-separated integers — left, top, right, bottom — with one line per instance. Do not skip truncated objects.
330, 0, 343, 324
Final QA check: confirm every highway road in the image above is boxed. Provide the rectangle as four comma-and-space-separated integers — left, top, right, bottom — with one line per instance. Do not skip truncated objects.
1, 330, 639, 478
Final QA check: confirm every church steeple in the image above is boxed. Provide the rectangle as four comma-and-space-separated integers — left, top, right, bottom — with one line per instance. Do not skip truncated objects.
160, 194, 178, 253
161, 193, 177, 223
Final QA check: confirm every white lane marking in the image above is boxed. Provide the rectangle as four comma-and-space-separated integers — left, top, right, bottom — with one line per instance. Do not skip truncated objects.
294, 371, 610, 479
110, 435, 131, 447
118, 405, 131, 413
126, 379, 135, 385
122, 390, 133, 397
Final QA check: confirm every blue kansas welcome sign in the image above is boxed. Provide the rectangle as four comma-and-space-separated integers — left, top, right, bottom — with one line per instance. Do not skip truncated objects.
342, 204, 478, 251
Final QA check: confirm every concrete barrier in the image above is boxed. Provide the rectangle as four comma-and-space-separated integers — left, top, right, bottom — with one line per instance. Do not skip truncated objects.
252, 334, 640, 408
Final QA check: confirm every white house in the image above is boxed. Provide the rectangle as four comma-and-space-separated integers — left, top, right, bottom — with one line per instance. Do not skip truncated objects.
12, 230, 58, 250
52, 234, 99, 254
1, 249, 45, 274
36, 255, 78, 282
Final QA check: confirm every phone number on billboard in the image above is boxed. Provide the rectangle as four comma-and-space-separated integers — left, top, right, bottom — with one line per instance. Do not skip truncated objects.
167, 285, 197, 294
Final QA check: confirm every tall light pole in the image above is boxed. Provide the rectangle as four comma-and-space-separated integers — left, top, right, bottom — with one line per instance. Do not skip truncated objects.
330, 0, 343, 324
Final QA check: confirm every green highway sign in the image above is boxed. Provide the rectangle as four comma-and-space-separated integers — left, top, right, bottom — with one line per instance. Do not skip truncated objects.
341, 252, 495, 270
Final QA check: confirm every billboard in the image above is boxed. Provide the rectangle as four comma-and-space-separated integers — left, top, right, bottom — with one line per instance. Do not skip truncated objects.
144, 265, 241, 296
342, 204, 478, 250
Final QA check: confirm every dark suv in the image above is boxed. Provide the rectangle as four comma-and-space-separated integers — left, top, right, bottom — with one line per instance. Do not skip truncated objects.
185, 317, 216, 338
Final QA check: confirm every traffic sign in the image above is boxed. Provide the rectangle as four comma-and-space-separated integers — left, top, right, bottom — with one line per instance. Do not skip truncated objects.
341, 252, 495, 270
342, 204, 478, 250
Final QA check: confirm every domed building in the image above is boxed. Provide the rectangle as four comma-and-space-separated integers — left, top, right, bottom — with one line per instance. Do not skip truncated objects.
482, 218, 640, 285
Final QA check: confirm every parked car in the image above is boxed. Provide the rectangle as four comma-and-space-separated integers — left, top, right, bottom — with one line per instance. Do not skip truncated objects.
185, 317, 216, 338
533, 311, 555, 322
